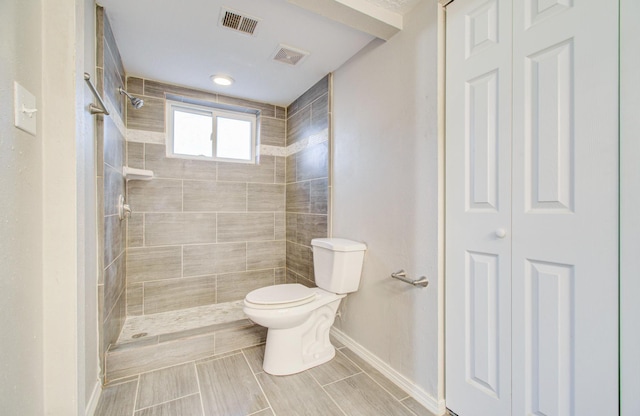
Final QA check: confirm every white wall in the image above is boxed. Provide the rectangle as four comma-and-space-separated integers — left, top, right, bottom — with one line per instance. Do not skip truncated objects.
332, 0, 442, 409
0, 1, 45, 414
0, 0, 97, 414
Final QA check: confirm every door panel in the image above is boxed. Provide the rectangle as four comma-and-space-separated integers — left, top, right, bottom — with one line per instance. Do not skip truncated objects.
511, 0, 619, 414
446, 0, 512, 415
446, 0, 619, 415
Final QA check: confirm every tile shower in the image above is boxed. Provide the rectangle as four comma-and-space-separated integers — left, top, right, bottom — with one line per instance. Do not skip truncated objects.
96, 5, 330, 384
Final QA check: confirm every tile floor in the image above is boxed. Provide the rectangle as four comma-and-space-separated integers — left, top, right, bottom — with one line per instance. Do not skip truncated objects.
95, 340, 437, 416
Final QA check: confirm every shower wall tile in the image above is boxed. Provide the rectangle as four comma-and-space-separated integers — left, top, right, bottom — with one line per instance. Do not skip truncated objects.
286, 181, 311, 213
275, 267, 286, 285
104, 253, 126, 320
275, 156, 286, 184
127, 179, 182, 213
287, 75, 329, 118
143, 275, 216, 314
218, 95, 275, 118
126, 77, 144, 96
123, 77, 288, 316
310, 179, 329, 215
127, 283, 144, 316
127, 96, 165, 133
144, 79, 218, 102
103, 41, 125, 118
104, 164, 125, 217
183, 181, 246, 212
286, 242, 312, 280
260, 117, 286, 147
104, 214, 126, 267
217, 155, 275, 183
127, 246, 182, 283
275, 213, 286, 240
145, 213, 216, 246
286, 154, 296, 184
296, 142, 328, 182
144, 144, 217, 181
127, 213, 144, 248
295, 214, 328, 246
247, 241, 286, 270
104, 289, 126, 355
311, 93, 329, 134
217, 213, 274, 243
287, 105, 311, 146
248, 184, 285, 212
217, 270, 275, 303
126, 141, 144, 169
104, 115, 125, 171
182, 243, 246, 277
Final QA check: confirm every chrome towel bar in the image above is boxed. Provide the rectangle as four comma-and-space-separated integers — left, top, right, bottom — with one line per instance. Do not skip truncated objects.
83, 72, 110, 115
391, 270, 429, 288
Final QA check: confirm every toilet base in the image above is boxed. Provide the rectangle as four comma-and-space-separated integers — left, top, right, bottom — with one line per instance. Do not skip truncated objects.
262, 298, 341, 376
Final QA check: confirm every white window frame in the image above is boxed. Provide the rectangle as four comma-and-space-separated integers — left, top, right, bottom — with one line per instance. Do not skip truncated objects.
166, 99, 257, 164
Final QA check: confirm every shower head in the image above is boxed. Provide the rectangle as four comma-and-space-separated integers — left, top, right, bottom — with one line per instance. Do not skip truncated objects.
119, 87, 144, 109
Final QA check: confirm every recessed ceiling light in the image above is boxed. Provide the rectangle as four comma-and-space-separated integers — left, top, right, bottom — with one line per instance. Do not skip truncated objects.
211, 74, 234, 86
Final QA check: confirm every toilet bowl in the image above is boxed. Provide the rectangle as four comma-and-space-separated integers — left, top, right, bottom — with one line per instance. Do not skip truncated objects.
243, 238, 366, 376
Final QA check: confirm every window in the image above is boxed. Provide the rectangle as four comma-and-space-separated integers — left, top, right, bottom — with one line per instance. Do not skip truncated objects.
166, 100, 257, 163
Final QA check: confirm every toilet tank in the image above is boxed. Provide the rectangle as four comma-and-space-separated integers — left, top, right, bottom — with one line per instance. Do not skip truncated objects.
311, 238, 367, 294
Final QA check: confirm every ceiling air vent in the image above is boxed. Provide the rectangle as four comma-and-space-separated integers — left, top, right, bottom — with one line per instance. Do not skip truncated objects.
271, 44, 310, 66
219, 8, 260, 36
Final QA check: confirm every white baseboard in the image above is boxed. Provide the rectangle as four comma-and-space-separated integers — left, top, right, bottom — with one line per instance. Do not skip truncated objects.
331, 327, 446, 416
85, 381, 101, 416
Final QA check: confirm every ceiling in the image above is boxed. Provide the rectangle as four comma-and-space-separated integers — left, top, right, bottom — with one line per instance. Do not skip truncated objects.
98, 0, 421, 106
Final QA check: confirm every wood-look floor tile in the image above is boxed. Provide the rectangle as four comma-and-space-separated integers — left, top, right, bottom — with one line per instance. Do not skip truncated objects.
94, 379, 138, 416
339, 347, 408, 400
197, 353, 269, 416
242, 344, 265, 374
135, 394, 203, 416
400, 397, 438, 416
307, 349, 362, 386
324, 373, 414, 416
256, 371, 343, 416
136, 362, 199, 409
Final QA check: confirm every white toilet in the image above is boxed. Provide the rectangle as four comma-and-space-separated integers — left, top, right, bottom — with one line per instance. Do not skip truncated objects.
243, 238, 366, 376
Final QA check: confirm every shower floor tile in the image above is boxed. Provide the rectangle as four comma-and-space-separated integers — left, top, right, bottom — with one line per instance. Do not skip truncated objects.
118, 300, 245, 342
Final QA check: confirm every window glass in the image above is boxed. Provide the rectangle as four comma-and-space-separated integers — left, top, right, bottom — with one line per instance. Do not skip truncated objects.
166, 100, 257, 163
216, 116, 252, 160
173, 109, 213, 157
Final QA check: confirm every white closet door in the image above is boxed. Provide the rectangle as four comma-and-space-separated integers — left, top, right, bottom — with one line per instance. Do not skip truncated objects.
446, 0, 619, 415
510, 1, 619, 415
445, 0, 513, 415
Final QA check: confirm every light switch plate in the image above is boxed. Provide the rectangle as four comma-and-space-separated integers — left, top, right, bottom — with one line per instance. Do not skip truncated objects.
14, 81, 37, 136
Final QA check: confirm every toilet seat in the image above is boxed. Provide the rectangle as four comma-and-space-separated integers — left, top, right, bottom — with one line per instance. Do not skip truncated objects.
245, 284, 316, 309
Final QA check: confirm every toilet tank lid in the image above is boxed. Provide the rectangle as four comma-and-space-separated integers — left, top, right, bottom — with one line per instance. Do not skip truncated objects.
311, 238, 367, 252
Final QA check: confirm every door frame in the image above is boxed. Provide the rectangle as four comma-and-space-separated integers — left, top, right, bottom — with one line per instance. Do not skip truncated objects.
619, 0, 640, 414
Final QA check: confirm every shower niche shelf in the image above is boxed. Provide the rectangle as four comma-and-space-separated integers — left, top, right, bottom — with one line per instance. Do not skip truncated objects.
123, 166, 153, 181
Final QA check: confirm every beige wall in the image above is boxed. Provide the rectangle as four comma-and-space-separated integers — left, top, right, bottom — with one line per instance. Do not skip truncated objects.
0, 0, 44, 413
332, 0, 442, 411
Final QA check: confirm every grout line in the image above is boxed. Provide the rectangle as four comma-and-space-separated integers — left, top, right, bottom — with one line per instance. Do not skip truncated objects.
131, 375, 141, 416
241, 348, 275, 415
194, 360, 207, 416
134, 392, 201, 413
